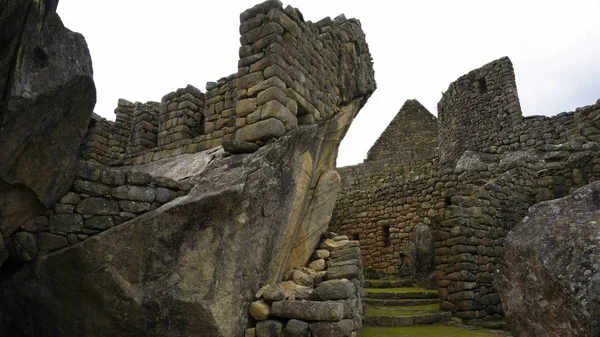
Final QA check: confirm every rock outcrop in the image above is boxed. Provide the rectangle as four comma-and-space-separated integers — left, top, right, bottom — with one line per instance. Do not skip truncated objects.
0, 0, 96, 266
0, 1, 375, 336
496, 182, 600, 337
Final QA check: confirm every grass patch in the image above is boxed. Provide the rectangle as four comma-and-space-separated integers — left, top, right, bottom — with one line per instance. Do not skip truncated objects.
362, 325, 501, 337
366, 287, 437, 293
365, 304, 441, 317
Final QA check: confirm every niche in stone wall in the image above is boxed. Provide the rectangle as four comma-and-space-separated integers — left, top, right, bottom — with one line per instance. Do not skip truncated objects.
352, 233, 360, 241
477, 77, 488, 94
382, 226, 390, 247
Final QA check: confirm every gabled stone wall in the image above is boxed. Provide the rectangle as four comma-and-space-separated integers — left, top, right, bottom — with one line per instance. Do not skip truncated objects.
366, 99, 438, 162
331, 56, 600, 323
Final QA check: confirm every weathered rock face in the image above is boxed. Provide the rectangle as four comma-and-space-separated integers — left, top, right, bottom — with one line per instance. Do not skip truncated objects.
496, 182, 600, 337
0, 0, 96, 265
0, 100, 368, 337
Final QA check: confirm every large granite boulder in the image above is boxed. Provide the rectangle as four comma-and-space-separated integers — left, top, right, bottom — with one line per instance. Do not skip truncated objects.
0, 0, 96, 265
0, 98, 371, 337
496, 182, 600, 337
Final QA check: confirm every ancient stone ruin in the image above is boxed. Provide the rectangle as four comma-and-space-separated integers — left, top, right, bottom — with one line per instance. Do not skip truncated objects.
0, 0, 375, 336
1, 0, 599, 336
330, 56, 600, 333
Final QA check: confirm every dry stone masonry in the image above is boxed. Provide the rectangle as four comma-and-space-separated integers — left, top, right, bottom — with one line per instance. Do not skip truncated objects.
330, 57, 600, 326
246, 233, 365, 337
79, 0, 374, 167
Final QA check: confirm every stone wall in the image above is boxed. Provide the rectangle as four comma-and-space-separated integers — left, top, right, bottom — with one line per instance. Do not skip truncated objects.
79, 0, 375, 167
246, 233, 365, 337
6, 160, 189, 262
366, 99, 438, 162
330, 157, 439, 282
438, 57, 600, 169
331, 56, 600, 323
437, 57, 523, 169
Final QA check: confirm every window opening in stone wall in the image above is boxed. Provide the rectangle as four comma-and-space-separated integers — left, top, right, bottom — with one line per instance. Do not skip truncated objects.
382, 226, 390, 247
352, 233, 360, 241
477, 78, 488, 94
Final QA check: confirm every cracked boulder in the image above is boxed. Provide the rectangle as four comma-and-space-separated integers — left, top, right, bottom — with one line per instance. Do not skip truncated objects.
496, 182, 600, 337
0, 0, 96, 266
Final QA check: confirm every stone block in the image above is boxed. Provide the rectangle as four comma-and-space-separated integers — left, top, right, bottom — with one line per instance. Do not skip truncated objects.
75, 197, 119, 216
9, 232, 37, 261
271, 300, 344, 321
72, 180, 110, 196
236, 118, 286, 142
284, 319, 308, 337
155, 188, 178, 204
112, 186, 156, 202
37, 232, 68, 251
255, 319, 283, 337
50, 214, 83, 232
325, 265, 360, 281
119, 200, 151, 213
100, 169, 126, 186
263, 284, 286, 302
308, 320, 354, 337
311, 279, 356, 301
249, 300, 271, 321
260, 100, 297, 130
84, 216, 115, 230
59, 192, 81, 204
308, 259, 325, 271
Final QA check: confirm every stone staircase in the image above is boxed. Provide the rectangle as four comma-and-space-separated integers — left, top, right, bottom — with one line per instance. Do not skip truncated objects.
363, 280, 451, 327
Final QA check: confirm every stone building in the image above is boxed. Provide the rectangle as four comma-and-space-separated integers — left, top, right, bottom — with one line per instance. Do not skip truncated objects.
330, 56, 600, 322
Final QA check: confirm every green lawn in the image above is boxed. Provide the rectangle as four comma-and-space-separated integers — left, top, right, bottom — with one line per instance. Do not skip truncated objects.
366, 304, 441, 316
362, 325, 503, 337
365, 287, 437, 293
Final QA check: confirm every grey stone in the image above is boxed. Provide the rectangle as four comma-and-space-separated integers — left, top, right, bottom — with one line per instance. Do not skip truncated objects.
54, 203, 75, 214
126, 171, 151, 186
263, 284, 286, 302
84, 216, 115, 230
75, 161, 102, 181
118, 200, 151, 213
496, 182, 600, 337
283, 319, 308, 337
72, 180, 110, 196
255, 319, 283, 337
309, 320, 354, 337
59, 192, 81, 204
271, 301, 344, 321
223, 140, 260, 154
111, 186, 155, 202
100, 169, 126, 186
154, 188, 178, 204
236, 118, 286, 142
326, 265, 360, 281
9, 232, 37, 261
75, 198, 119, 216
291, 269, 314, 287
37, 233, 68, 251
50, 214, 83, 233
311, 279, 356, 300
280, 281, 313, 300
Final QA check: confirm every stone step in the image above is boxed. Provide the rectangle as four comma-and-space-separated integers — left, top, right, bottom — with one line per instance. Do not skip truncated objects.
365, 288, 439, 300
364, 279, 414, 288
365, 298, 440, 306
365, 312, 451, 327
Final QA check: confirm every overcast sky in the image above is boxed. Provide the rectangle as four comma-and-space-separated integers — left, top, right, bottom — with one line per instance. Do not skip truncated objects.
57, 0, 600, 167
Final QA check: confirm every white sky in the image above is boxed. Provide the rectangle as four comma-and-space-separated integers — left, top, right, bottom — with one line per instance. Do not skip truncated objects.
57, 0, 600, 167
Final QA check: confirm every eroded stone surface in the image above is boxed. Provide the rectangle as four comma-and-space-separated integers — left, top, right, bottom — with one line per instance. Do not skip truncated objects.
496, 182, 600, 337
